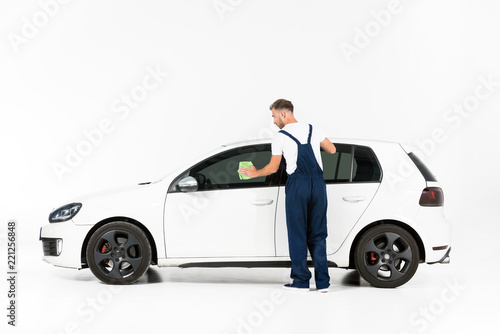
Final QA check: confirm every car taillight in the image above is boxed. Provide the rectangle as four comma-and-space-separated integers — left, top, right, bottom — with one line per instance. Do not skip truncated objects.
419, 187, 444, 206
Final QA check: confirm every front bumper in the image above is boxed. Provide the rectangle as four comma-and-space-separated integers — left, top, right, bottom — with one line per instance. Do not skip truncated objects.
41, 237, 63, 256
39, 221, 93, 269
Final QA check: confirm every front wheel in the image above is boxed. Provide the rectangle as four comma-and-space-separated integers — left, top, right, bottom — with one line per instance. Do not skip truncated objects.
354, 224, 419, 288
86, 222, 151, 284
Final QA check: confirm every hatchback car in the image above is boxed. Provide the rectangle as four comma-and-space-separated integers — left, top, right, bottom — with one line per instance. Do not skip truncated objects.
40, 138, 451, 288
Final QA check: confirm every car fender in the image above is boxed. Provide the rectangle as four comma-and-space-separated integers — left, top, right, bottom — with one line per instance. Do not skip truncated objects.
71, 180, 169, 260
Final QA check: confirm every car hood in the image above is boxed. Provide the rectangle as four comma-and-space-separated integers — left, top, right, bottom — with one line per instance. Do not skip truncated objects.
66, 180, 168, 226
71, 181, 158, 202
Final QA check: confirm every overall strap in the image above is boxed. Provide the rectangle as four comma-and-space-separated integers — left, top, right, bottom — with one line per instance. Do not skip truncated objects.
307, 124, 313, 144
279, 130, 301, 146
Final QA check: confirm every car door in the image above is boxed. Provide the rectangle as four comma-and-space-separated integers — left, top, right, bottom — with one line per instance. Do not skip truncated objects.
275, 143, 382, 256
164, 144, 280, 258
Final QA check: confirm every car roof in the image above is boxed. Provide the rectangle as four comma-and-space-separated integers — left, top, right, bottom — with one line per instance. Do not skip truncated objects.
222, 137, 403, 148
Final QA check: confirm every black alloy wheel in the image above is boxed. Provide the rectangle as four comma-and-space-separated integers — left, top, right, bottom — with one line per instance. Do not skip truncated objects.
86, 222, 151, 284
355, 224, 419, 288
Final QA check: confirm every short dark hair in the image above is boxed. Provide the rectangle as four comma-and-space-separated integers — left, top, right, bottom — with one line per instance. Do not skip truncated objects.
270, 99, 293, 112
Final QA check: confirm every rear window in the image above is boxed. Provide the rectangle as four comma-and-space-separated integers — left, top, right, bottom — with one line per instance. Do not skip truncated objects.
407, 152, 438, 182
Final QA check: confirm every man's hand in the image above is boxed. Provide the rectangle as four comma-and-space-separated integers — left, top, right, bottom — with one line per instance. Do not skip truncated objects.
239, 165, 259, 178
239, 155, 282, 179
320, 138, 336, 154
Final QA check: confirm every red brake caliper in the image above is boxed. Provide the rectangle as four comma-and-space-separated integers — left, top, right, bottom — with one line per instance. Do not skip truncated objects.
101, 242, 110, 265
370, 252, 379, 264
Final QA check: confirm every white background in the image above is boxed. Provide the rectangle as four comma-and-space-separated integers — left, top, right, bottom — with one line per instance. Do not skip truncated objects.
1, 0, 499, 333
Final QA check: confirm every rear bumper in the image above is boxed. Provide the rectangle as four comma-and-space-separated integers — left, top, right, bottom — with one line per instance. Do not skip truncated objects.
412, 207, 452, 264
428, 246, 451, 264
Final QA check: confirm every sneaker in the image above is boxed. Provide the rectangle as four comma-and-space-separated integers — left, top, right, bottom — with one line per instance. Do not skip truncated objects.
316, 287, 329, 293
283, 283, 310, 291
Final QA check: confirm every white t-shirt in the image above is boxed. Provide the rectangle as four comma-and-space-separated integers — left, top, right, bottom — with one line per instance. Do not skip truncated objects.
271, 122, 327, 175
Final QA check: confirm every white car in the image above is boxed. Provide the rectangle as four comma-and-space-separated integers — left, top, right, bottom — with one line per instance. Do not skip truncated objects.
40, 138, 452, 288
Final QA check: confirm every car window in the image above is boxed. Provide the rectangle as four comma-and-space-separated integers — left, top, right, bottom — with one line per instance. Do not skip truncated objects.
321, 144, 381, 183
171, 144, 279, 192
321, 144, 352, 183
352, 146, 381, 182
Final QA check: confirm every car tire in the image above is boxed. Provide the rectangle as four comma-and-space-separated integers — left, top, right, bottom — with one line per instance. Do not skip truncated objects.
86, 222, 151, 285
354, 224, 419, 288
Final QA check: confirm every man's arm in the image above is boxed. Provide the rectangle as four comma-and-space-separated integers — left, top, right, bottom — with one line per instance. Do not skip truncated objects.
239, 155, 282, 178
320, 138, 336, 154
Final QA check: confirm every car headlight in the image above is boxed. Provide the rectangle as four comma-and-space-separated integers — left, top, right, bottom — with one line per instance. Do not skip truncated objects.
49, 203, 82, 223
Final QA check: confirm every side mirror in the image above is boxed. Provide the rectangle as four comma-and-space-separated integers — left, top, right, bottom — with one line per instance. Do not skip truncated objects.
178, 176, 198, 192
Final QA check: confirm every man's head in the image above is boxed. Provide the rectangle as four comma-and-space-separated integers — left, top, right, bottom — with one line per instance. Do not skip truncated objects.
270, 99, 295, 129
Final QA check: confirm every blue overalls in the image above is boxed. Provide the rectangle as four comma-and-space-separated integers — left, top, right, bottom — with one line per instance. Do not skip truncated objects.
280, 124, 330, 289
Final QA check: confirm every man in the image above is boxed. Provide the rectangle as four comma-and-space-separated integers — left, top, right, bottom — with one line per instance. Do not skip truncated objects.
240, 99, 336, 292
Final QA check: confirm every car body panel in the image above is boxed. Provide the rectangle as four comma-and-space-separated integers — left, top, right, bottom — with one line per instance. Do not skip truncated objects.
275, 182, 381, 257
47, 180, 171, 267
164, 187, 278, 257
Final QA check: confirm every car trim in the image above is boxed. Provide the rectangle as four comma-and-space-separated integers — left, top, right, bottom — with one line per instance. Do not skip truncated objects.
176, 260, 339, 268
407, 152, 438, 182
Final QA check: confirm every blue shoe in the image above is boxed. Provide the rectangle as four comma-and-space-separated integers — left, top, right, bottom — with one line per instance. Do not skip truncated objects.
283, 283, 310, 291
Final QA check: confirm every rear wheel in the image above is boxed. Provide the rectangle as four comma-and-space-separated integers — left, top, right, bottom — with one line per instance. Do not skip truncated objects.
86, 222, 151, 284
354, 224, 419, 288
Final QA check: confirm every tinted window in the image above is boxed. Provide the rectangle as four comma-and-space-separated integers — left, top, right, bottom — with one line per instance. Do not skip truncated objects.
352, 146, 381, 182
170, 144, 279, 192
321, 144, 381, 183
321, 144, 352, 183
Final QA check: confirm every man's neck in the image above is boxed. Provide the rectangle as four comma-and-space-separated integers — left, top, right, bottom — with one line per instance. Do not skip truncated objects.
284, 116, 298, 126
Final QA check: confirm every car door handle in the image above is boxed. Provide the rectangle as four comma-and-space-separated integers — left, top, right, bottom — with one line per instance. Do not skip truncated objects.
342, 196, 366, 203
250, 199, 274, 206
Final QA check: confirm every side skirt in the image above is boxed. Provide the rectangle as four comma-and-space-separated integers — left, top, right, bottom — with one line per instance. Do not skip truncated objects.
157, 257, 338, 268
